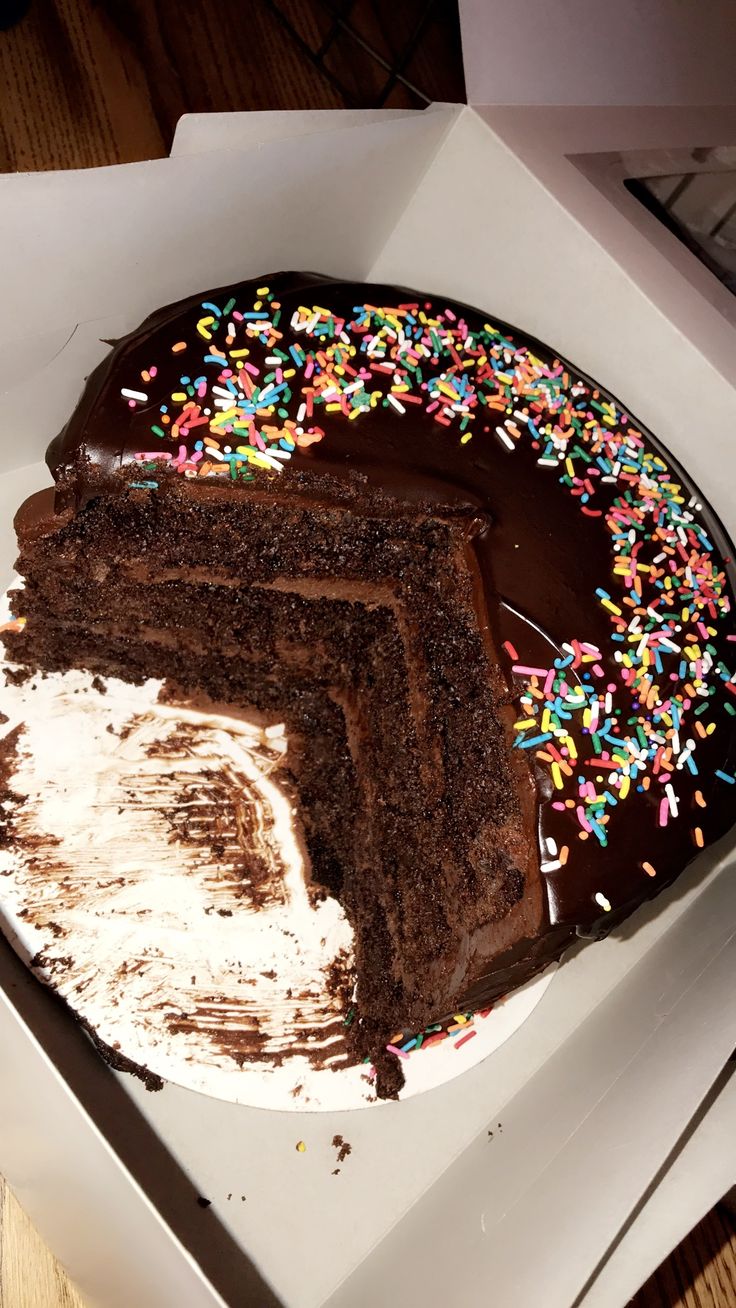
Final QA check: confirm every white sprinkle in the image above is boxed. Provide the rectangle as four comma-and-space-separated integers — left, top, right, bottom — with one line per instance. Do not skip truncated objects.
665, 783, 679, 818
541, 860, 562, 873
595, 892, 612, 912
121, 388, 148, 402
546, 837, 558, 856
296, 402, 307, 424
386, 394, 406, 415
537, 457, 559, 467
495, 426, 516, 451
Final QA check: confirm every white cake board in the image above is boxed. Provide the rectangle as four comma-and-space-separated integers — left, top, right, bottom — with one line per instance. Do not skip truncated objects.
0, 646, 555, 1112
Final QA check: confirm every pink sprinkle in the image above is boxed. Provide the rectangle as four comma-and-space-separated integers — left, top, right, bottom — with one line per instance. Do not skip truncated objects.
197, 382, 207, 398
503, 640, 519, 661
128, 399, 136, 409
455, 1030, 477, 1050
658, 798, 669, 827
592, 664, 604, 677
727, 635, 736, 643
243, 362, 259, 376
544, 668, 556, 695
512, 664, 548, 677
576, 805, 592, 833
386, 1044, 409, 1060
149, 366, 158, 378
552, 801, 566, 810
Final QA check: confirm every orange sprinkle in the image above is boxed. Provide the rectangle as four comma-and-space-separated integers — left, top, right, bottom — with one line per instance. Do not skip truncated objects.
559, 845, 569, 866
694, 790, 707, 808
693, 828, 704, 848
171, 341, 187, 353
642, 861, 657, 878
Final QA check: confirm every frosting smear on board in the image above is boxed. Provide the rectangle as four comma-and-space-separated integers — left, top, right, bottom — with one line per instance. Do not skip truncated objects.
0, 667, 354, 1080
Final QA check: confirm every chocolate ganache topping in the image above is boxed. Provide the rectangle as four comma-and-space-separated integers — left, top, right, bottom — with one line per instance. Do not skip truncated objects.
45, 271, 736, 941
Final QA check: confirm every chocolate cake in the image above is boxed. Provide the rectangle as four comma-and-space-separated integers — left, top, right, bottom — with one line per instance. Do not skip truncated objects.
4, 272, 736, 1094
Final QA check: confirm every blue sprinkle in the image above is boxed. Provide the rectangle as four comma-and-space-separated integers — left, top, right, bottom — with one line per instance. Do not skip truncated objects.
715, 770, 735, 784
514, 732, 553, 749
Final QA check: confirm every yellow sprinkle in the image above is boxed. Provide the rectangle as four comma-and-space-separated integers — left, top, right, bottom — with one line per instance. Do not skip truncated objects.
296, 1141, 307, 1153
229, 348, 250, 358
551, 762, 563, 790
601, 598, 622, 615
257, 285, 269, 295
619, 776, 630, 801
171, 392, 187, 402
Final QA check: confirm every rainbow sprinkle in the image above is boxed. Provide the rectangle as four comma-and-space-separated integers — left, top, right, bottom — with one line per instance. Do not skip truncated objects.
123, 287, 735, 861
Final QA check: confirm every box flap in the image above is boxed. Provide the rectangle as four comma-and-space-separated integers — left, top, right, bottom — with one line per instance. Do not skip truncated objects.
171, 108, 425, 156
582, 1062, 736, 1306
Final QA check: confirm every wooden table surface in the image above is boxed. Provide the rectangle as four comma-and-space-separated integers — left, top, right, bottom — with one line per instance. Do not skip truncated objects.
0, 2, 734, 1305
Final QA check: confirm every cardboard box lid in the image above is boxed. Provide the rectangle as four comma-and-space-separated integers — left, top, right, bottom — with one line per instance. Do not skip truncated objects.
459, 0, 736, 107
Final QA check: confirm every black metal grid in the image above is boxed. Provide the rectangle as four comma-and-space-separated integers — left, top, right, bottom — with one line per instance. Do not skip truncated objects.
262, 0, 450, 108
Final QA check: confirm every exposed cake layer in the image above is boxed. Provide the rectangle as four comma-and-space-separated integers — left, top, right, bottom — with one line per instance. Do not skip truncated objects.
8, 480, 544, 1057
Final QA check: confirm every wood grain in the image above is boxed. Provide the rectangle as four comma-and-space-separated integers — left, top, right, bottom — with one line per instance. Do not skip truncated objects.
0, 2, 733, 1306
631, 1206, 736, 1308
0, 1177, 84, 1308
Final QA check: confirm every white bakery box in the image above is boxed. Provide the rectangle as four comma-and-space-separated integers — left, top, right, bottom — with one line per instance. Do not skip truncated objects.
2, 5, 736, 1304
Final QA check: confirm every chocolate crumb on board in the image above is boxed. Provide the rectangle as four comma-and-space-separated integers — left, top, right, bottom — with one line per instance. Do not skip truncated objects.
91, 675, 107, 694
331, 1134, 352, 1164
196, 1196, 211, 1209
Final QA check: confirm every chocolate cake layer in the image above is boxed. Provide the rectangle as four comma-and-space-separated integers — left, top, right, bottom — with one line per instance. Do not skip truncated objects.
4, 271, 736, 1093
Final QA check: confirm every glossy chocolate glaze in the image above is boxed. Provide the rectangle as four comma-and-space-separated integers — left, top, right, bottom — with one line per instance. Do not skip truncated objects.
39, 272, 736, 947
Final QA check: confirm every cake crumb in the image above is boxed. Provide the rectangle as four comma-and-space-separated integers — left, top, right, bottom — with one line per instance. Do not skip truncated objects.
296, 1140, 307, 1153
331, 1134, 352, 1164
